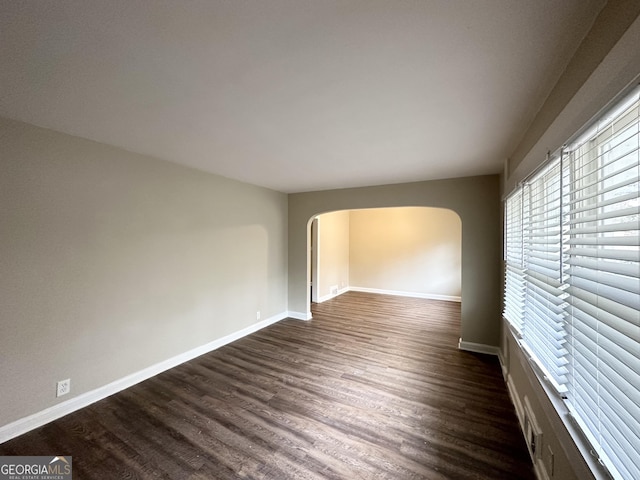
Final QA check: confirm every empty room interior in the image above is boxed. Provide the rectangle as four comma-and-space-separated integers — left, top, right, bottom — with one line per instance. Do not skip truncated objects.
1, 1, 639, 479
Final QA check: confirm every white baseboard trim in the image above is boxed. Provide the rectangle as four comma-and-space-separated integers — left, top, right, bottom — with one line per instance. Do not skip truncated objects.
317, 286, 349, 303
317, 293, 335, 303
458, 339, 500, 356
287, 311, 312, 321
349, 286, 461, 303
0, 311, 288, 444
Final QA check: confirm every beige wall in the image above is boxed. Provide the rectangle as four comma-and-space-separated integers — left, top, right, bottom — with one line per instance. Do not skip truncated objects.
349, 207, 461, 300
315, 210, 350, 301
505, 3, 640, 194
0, 117, 288, 428
506, 0, 640, 177
288, 175, 502, 346
500, 8, 640, 480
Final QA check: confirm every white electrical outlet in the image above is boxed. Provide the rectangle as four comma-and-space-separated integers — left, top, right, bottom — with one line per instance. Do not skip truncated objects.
256, 311, 261, 320
56, 379, 71, 397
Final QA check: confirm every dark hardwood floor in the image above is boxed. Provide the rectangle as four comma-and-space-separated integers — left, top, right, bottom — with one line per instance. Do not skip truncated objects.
0, 292, 535, 479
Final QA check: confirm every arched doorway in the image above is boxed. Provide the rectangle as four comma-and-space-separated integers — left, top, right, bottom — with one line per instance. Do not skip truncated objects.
287, 175, 502, 352
310, 207, 461, 306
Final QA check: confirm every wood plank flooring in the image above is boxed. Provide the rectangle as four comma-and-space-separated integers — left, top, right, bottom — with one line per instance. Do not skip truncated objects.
0, 292, 535, 479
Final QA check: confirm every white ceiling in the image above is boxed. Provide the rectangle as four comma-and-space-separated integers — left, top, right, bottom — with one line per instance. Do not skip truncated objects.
0, 1, 605, 193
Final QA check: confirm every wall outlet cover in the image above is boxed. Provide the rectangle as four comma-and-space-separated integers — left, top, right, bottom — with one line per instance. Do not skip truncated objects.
56, 379, 71, 397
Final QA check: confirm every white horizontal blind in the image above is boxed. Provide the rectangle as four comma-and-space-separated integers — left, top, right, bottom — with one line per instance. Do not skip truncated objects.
562, 89, 640, 480
522, 159, 568, 391
504, 190, 525, 331
504, 86, 640, 480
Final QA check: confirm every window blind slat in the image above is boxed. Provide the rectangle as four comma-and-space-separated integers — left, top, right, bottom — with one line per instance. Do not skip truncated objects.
566, 266, 640, 294
566, 247, 639, 262
565, 257, 639, 277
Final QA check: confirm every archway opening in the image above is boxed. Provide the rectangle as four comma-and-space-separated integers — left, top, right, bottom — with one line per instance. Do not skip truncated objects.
307, 206, 462, 315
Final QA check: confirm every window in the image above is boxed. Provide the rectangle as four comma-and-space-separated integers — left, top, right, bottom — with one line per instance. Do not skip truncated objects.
503, 87, 640, 480
504, 189, 525, 331
522, 159, 568, 392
